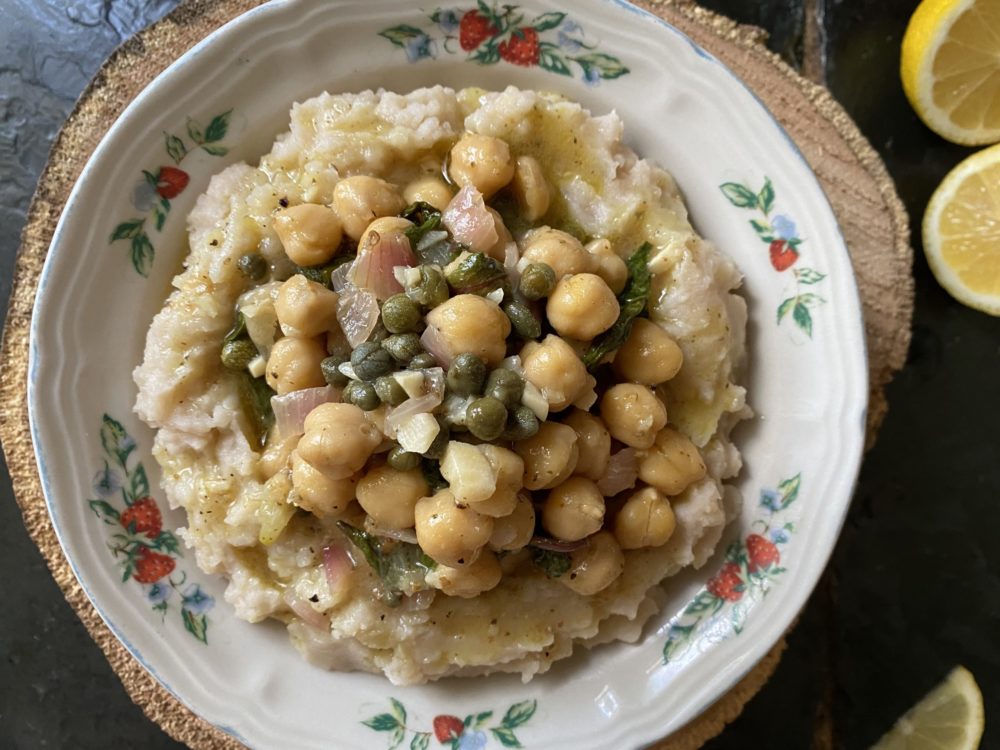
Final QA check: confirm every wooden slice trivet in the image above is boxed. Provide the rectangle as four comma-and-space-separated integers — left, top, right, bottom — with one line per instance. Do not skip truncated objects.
0, 0, 912, 747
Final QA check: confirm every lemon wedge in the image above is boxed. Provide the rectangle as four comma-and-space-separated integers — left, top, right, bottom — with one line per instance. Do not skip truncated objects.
871, 666, 984, 750
901, 0, 1000, 145
923, 143, 1000, 314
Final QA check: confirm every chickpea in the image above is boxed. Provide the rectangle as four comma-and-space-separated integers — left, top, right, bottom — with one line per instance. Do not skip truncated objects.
414, 490, 494, 567
514, 421, 579, 490
274, 275, 340, 338
584, 239, 628, 294
488, 494, 536, 552
258, 434, 298, 478
485, 207, 512, 262
448, 133, 515, 198
297, 403, 382, 479
546, 273, 620, 341
272, 203, 343, 267
290, 451, 357, 517
520, 335, 589, 412
424, 294, 511, 366
519, 227, 594, 280
560, 531, 625, 595
469, 484, 519, 518
332, 176, 406, 240
357, 216, 414, 255
638, 427, 706, 496
478, 445, 525, 490
542, 477, 605, 542
614, 486, 676, 549
511, 155, 551, 222
600, 383, 668, 449
265, 336, 327, 395
612, 318, 684, 386
562, 409, 611, 481
403, 176, 453, 211
429, 550, 502, 598
355, 463, 429, 530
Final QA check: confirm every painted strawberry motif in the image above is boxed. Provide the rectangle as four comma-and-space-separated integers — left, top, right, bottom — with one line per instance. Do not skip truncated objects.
746, 533, 780, 572
134, 548, 175, 584
120, 496, 163, 538
768, 239, 799, 271
499, 27, 540, 66
707, 562, 744, 602
433, 715, 465, 743
155, 166, 189, 199
459, 10, 497, 51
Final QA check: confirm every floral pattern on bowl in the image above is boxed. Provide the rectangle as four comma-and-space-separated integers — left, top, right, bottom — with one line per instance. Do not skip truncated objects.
363, 698, 537, 749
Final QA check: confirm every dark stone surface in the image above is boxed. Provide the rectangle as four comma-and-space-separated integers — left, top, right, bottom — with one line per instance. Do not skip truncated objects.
1, 1, 997, 748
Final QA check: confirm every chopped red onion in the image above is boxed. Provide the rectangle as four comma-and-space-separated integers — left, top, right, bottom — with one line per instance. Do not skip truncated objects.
284, 591, 328, 631
322, 543, 354, 596
384, 368, 446, 436
330, 261, 354, 292
271, 386, 340, 438
419, 325, 450, 368
503, 241, 521, 287
336, 288, 380, 347
442, 186, 498, 254
596, 448, 639, 496
349, 231, 416, 300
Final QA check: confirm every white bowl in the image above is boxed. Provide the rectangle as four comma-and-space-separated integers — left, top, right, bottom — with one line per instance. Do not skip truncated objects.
28, 1, 867, 747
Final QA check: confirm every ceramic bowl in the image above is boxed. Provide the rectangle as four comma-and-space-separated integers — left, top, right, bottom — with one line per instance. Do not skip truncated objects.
28, 1, 867, 747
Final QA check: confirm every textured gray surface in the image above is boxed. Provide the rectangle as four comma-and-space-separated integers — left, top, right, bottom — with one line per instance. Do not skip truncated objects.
1, 1, 997, 748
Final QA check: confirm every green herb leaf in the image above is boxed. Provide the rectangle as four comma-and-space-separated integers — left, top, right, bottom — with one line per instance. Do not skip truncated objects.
164, 132, 187, 164
445, 252, 507, 295
581, 242, 652, 370
224, 311, 247, 343
296, 254, 355, 288
337, 522, 436, 605
402, 202, 442, 243
204, 110, 232, 143
531, 547, 571, 578
235, 373, 274, 450
719, 182, 758, 209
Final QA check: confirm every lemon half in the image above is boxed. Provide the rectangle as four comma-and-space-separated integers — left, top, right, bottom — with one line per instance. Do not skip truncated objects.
902, 0, 1000, 145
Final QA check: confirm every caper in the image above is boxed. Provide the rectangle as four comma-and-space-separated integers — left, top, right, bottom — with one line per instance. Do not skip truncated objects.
374, 375, 408, 406
220, 339, 258, 370
423, 417, 450, 459
466, 397, 508, 441
484, 368, 524, 408
421, 459, 448, 493
407, 265, 449, 309
321, 356, 350, 387
446, 353, 487, 396
503, 300, 541, 340
387, 445, 421, 471
236, 253, 268, 280
381, 293, 423, 334
382, 333, 423, 363
409, 352, 438, 369
326, 336, 353, 361
367, 320, 390, 344
343, 379, 380, 411
351, 341, 394, 381
501, 405, 539, 441
518, 262, 556, 300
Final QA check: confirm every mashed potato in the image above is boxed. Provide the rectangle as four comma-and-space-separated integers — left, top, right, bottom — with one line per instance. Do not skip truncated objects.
133, 86, 747, 685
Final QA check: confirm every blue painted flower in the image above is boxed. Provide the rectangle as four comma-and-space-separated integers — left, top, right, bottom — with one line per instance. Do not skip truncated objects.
436, 8, 460, 34
759, 488, 781, 511
582, 65, 602, 86
770, 528, 790, 544
131, 179, 157, 212
562, 20, 582, 34
404, 33, 437, 62
772, 214, 797, 241
181, 583, 215, 615
92, 465, 122, 497
558, 30, 584, 51
147, 581, 173, 603
457, 730, 487, 750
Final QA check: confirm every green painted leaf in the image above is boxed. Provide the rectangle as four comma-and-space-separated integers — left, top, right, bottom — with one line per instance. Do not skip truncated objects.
571, 51, 629, 79
749, 219, 774, 242
719, 182, 758, 209
182, 609, 209, 644
142, 169, 159, 187
501, 699, 537, 729
758, 178, 775, 214
471, 40, 501, 65
164, 133, 187, 164
390, 726, 405, 750
410, 733, 431, 750
362, 713, 401, 732
152, 530, 182, 555
130, 463, 149, 500
204, 110, 232, 143
539, 49, 572, 76
797, 292, 826, 308
186, 118, 204, 143
110, 219, 144, 242
390, 698, 407, 724
531, 11, 566, 31
88, 500, 120, 524
131, 233, 155, 277
379, 24, 427, 47
777, 474, 801, 508
792, 301, 813, 336
154, 206, 167, 232
490, 727, 522, 748
777, 297, 796, 323
100, 415, 131, 465
201, 144, 229, 157
794, 268, 826, 285
473, 711, 493, 727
